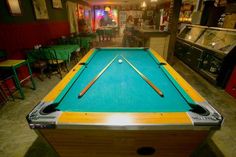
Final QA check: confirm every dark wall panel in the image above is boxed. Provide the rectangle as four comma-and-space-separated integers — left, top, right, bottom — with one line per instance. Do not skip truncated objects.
0, 0, 67, 23
0, 0, 89, 90
0, 0, 70, 58
0, 21, 70, 59
0, 21, 70, 86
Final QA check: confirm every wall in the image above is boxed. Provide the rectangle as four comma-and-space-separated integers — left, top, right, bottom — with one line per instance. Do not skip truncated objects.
0, 0, 90, 94
0, 0, 71, 90
0, 0, 70, 59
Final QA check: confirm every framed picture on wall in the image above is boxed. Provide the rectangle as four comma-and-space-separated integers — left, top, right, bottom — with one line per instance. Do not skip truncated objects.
52, 0, 62, 9
6, 0, 22, 16
32, 0, 49, 20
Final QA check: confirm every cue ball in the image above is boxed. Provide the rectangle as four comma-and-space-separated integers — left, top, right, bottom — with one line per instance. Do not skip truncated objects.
118, 59, 123, 64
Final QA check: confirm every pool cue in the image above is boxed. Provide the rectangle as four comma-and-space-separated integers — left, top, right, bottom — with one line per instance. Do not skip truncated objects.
121, 56, 164, 97
78, 55, 118, 98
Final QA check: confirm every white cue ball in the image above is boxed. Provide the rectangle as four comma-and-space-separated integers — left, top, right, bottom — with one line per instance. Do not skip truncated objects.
118, 59, 123, 64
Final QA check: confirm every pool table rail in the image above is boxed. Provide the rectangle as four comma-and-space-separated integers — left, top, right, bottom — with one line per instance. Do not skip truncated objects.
187, 102, 223, 127
42, 48, 96, 103
149, 48, 206, 104
26, 102, 61, 129
26, 101, 222, 130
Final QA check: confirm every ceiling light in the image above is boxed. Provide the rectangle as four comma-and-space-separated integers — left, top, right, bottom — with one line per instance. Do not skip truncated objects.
105, 6, 111, 12
141, 1, 147, 8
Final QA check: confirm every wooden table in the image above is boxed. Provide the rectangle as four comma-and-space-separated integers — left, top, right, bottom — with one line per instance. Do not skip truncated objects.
0, 60, 36, 99
48, 44, 80, 62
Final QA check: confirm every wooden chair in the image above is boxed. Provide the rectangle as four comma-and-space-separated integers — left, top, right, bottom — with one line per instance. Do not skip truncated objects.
69, 37, 82, 63
26, 49, 48, 81
41, 47, 67, 79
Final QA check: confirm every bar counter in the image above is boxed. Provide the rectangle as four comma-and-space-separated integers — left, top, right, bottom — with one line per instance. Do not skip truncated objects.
134, 28, 170, 60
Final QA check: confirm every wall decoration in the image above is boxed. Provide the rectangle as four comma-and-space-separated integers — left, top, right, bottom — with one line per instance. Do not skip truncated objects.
6, 0, 22, 16
32, 0, 49, 19
52, 0, 62, 9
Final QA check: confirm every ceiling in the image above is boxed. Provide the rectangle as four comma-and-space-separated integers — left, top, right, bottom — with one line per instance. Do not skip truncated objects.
84, 0, 170, 5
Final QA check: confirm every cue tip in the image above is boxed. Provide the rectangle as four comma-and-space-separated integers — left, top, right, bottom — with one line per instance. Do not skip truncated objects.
78, 93, 83, 98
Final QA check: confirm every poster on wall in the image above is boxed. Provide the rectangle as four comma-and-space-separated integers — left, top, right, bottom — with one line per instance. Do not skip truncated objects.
32, 0, 49, 19
6, 0, 22, 16
52, 0, 62, 9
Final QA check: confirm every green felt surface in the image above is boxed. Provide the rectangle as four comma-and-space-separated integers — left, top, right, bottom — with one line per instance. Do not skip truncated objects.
56, 48, 192, 112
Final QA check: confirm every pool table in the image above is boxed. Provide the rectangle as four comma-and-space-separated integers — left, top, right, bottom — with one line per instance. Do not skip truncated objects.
27, 48, 223, 157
